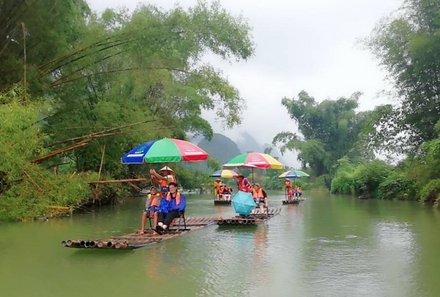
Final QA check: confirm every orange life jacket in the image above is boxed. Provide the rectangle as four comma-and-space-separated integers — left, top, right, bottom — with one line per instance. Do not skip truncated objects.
147, 193, 162, 207
166, 191, 181, 205
238, 178, 251, 192
159, 174, 176, 187
252, 188, 264, 198
285, 180, 291, 188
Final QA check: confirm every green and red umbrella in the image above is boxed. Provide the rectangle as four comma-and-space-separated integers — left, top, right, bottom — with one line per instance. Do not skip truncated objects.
223, 152, 284, 170
121, 138, 208, 164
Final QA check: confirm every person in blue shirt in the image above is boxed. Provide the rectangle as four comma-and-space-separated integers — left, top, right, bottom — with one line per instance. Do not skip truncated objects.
156, 182, 186, 233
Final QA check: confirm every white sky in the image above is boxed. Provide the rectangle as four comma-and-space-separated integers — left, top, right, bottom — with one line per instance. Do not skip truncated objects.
87, 0, 402, 167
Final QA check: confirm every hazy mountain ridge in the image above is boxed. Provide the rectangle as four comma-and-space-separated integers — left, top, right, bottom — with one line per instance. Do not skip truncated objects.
195, 132, 292, 167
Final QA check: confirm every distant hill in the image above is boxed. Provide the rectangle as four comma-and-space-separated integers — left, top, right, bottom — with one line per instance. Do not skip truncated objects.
197, 133, 241, 165
235, 131, 265, 153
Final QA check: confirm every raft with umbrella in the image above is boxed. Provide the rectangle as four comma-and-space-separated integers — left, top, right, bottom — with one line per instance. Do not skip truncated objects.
215, 191, 281, 225
279, 169, 309, 204
210, 169, 238, 205
215, 208, 281, 225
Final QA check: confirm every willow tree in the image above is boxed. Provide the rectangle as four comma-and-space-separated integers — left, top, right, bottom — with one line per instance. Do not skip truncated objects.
273, 91, 371, 176
367, 0, 440, 153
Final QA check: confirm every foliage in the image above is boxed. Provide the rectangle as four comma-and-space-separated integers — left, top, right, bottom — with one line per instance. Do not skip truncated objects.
274, 91, 370, 176
38, 1, 254, 175
377, 174, 418, 200
0, 0, 91, 93
367, 0, 440, 153
331, 158, 356, 194
351, 160, 393, 198
419, 179, 440, 204
0, 88, 105, 221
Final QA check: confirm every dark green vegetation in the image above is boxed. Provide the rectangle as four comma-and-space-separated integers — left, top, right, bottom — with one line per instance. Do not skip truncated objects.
0, 0, 254, 221
274, 0, 440, 205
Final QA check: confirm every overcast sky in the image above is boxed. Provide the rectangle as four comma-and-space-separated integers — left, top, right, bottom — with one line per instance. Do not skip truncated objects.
87, 0, 402, 166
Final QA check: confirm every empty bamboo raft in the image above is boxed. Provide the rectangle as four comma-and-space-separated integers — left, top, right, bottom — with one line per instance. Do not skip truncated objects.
215, 207, 281, 225
62, 217, 218, 250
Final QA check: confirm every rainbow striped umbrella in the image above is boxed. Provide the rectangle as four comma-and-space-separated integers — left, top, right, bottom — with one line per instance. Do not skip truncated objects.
279, 170, 310, 178
223, 152, 284, 169
121, 138, 208, 164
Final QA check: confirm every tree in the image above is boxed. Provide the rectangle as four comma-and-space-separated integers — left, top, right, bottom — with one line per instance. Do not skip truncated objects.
36, 1, 254, 174
273, 91, 369, 176
367, 0, 440, 153
0, 0, 91, 93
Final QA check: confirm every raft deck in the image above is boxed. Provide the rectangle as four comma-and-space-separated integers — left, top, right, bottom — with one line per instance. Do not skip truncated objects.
215, 207, 281, 225
62, 217, 218, 250
282, 199, 301, 205
214, 199, 231, 205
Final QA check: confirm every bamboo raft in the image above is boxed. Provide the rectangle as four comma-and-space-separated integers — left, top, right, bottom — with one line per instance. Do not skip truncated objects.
214, 199, 231, 205
215, 207, 281, 225
282, 199, 301, 205
62, 217, 218, 250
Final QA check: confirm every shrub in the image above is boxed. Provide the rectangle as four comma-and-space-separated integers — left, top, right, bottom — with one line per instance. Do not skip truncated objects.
419, 179, 440, 204
378, 176, 417, 200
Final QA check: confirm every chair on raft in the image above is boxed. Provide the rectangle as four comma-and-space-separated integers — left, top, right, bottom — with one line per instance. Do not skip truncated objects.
174, 210, 187, 231
150, 211, 187, 232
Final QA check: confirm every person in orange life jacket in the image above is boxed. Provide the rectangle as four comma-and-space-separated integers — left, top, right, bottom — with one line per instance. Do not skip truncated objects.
284, 178, 292, 190
150, 166, 177, 193
252, 183, 268, 213
139, 186, 162, 235
156, 182, 186, 233
234, 174, 251, 192
214, 179, 222, 197
287, 188, 294, 202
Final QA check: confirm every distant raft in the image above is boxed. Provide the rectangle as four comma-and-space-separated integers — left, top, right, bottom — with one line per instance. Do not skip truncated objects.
215, 207, 281, 225
62, 217, 218, 250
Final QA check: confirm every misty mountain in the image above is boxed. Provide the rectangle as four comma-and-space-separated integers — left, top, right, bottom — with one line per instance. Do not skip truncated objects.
235, 131, 265, 153
197, 133, 241, 165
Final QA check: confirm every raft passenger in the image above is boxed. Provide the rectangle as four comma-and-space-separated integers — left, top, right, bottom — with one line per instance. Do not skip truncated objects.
139, 186, 162, 235
252, 183, 268, 214
234, 174, 251, 193
156, 182, 186, 234
150, 166, 177, 193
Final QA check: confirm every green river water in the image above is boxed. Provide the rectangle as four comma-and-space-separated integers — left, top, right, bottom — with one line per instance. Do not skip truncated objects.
1, 190, 439, 297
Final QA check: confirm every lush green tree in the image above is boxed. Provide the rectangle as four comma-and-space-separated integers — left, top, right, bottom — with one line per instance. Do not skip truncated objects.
0, 86, 104, 221
0, 0, 91, 93
41, 1, 254, 175
273, 91, 370, 176
367, 0, 440, 153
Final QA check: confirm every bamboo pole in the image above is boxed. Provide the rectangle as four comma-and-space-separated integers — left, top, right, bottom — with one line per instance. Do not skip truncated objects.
98, 144, 106, 180
21, 22, 27, 104
31, 140, 89, 163
89, 178, 149, 184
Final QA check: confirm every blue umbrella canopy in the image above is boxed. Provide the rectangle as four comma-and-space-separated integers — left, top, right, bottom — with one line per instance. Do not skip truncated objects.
231, 191, 256, 216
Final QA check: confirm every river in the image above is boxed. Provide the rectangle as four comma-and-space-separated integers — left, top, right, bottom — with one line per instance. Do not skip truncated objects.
1, 189, 439, 297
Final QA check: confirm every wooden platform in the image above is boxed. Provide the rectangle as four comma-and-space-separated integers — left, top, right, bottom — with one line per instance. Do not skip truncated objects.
62, 217, 218, 250
215, 208, 281, 225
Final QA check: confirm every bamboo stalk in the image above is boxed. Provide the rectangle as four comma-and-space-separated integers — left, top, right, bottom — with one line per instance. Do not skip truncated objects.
89, 178, 149, 184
